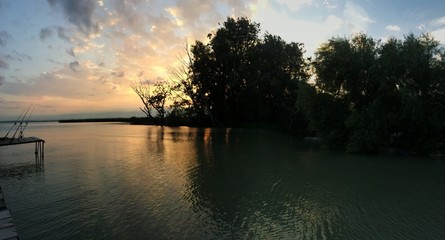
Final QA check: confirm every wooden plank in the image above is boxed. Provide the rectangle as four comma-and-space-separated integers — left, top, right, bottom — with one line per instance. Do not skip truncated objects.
0, 137, 44, 146
0, 187, 18, 240
0, 210, 11, 220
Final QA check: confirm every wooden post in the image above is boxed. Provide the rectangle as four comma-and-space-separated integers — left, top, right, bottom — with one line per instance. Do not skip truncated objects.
42, 141, 44, 162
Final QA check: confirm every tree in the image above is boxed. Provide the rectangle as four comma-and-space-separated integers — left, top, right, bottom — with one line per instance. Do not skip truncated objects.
199, 17, 261, 125
131, 80, 170, 125
298, 81, 349, 148
169, 44, 211, 125
304, 32, 445, 154
394, 33, 445, 153
313, 33, 379, 111
250, 34, 308, 130
183, 17, 308, 129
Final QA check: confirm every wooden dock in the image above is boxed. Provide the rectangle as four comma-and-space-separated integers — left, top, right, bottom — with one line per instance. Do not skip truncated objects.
0, 137, 44, 147
0, 137, 45, 164
0, 187, 18, 240
0, 136, 45, 239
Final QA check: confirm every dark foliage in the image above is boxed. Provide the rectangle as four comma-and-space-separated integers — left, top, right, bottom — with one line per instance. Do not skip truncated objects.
181, 17, 308, 131
301, 33, 445, 154
132, 17, 445, 155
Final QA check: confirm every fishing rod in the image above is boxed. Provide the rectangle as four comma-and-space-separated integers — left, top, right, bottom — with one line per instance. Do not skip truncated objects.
2, 106, 28, 140
10, 104, 32, 141
19, 105, 35, 138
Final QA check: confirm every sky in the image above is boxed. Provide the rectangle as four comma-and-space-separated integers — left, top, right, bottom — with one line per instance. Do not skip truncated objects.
1, 0, 445, 120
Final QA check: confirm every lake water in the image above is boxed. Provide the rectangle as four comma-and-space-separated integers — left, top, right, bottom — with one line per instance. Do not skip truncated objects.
0, 122, 444, 239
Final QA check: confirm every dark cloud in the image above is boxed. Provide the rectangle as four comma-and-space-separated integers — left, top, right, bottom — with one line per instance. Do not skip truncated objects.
0, 59, 8, 69
47, 58, 62, 65
0, 59, 9, 69
0, 75, 4, 86
57, 26, 71, 41
2, 54, 19, 63
48, 0, 98, 35
66, 48, 75, 57
12, 50, 32, 62
111, 71, 125, 78
0, 30, 13, 47
4, 55, 14, 60
2, 52, 26, 62
69, 61, 80, 72
40, 27, 53, 41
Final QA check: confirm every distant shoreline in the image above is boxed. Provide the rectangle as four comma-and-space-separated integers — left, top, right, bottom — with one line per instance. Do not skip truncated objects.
58, 118, 136, 123
0, 120, 58, 124
58, 117, 165, 125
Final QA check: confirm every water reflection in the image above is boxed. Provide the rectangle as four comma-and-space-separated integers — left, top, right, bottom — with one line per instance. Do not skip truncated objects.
0, 123, 444, 239
183, 128, 340, 239
0, 163, 44, 179
0, 143, 44, 176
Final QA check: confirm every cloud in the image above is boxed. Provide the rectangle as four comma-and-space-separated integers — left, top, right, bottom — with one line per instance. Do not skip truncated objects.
0, 59, 9, 69
111, 71, 125, 78
69, 61, 80, 72
418, 24, 426, 31
40, 27, 53, 41
0, 62, 141, 117
431, 28, 445, 44
1, 52, 31, 63
275, 0, 338, 11
56, 26, 71, 41
343, 1, 374, 33
66, 48, 76, 57
1, 65, 112, 99
430, 16, 445, 29
253, 0, 343, 55
429, 16, 445, 43
47, 0, 98, 35
12, 50, 32, 62
40, 26, 71, 42
94, 0, 256, 85
386, 25, 400, 32
276, 0, 312, 11
1, 0, 262, 118
0, 75, 4, 86
323, 0, 338, 9
0, 30, 13, 47
419, 16, 445, 44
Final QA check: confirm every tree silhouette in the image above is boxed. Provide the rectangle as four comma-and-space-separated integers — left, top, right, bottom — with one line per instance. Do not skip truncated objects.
302, 33, 445, 154
131, 80, 170, 125
183, 17, 308, 129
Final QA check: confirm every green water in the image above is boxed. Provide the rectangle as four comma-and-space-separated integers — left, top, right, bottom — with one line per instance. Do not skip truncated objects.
0, 123, 444, 239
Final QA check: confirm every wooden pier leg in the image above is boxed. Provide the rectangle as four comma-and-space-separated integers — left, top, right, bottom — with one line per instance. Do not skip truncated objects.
39, 142, 41, 163
34, 141, 45, 166
42, 141, 44, 162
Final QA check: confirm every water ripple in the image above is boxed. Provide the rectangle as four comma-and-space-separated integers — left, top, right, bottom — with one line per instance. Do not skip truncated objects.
1, 124, 444, 239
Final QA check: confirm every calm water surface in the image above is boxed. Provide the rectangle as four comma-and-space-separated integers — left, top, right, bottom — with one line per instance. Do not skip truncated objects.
0, 122, 444, 239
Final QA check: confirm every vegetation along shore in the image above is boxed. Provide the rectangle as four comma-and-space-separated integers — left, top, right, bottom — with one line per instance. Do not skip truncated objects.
73, 17, 445, 156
